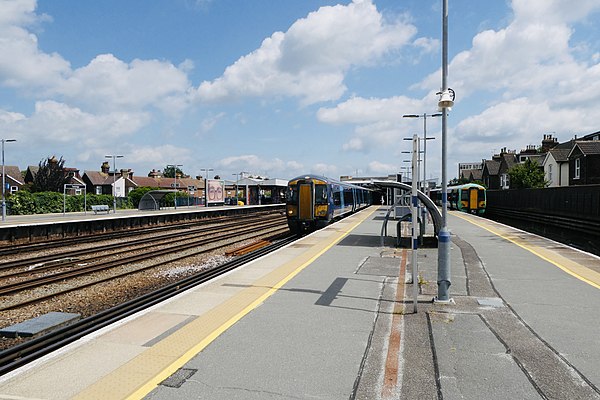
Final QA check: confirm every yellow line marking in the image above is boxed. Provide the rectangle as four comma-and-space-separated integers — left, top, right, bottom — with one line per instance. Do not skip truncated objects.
121, 207, 377, 399
453, 212, 600, 290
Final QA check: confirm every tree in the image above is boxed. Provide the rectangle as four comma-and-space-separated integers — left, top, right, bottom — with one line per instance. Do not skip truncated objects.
31, 156, 69, 193
508, 158, 548, 189
163, 165, 185, 178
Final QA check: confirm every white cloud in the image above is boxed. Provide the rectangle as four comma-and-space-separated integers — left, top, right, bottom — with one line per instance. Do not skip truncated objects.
317, 95, 427, 125
196, 0, 416, 105
217, 154, 304, 178
11, 101, 149, 146
0, 5, 192, 115
56, 54, 191, 113
368, 160, 396, 174
125, 144, 194, 171
0, 1, 70, 89
199, 112, 226, 133
311, 163, 338, 177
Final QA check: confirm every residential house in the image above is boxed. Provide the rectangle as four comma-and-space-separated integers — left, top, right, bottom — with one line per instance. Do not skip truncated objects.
25, 162, 86, 194
481, 158, 501, 189
498, 151, 518, 189
459, 168, 483, 183
458, 162, 483, 180
542, 140, 574, 187
567, 141, 600, 186
1, 166, 24, 195
83, 162, 136, 197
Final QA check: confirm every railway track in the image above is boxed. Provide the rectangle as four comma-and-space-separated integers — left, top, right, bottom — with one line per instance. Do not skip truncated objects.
0, 215, 287, 310
0, 212, 282, 278
0, 234, 297, 376
0, 211, 279, 257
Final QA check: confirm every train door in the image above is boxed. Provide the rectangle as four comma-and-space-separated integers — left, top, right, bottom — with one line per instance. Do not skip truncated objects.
469, 187, 478, 212
298, 183, 314, 221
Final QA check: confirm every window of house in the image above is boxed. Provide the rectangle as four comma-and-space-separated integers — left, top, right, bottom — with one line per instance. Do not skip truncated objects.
548, 164, 553, 182
10, 186, 18, 194
96, 186, 102, 195
574, 158, 580, 179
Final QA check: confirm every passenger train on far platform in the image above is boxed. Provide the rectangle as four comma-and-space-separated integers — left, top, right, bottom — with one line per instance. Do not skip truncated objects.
431, 183, 486, 215
285, 175, 372, 234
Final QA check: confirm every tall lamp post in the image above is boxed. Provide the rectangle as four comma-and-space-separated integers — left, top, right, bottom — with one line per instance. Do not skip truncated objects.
403, 113, 441, 194
201, 168, 213, 207
167, 164, 183, 209
1, 139, 16, 222
436, 0, 455, 302
105, 155, 124, 214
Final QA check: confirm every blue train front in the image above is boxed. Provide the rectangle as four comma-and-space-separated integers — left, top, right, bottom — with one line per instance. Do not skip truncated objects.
285, 175, 372, 234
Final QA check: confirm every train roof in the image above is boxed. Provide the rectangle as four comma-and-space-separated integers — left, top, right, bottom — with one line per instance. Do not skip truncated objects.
447, 183, 486, 190
287, 174, 372, 191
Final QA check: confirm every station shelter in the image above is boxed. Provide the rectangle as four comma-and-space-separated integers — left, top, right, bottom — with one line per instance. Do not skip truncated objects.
234, 177, 288, 205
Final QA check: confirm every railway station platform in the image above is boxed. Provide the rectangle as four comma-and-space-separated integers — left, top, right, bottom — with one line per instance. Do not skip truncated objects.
0, 206, 599, 399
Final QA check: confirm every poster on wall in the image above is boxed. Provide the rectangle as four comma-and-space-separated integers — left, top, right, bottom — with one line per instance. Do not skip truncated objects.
207, 179, 225, 206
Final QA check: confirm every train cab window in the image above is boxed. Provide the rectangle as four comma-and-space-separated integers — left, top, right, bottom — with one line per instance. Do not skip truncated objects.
286, 186, 298, 204
315, 185, 328, 205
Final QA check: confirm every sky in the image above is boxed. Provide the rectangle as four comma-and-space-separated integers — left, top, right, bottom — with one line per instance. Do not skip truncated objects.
1, 0, 600, 183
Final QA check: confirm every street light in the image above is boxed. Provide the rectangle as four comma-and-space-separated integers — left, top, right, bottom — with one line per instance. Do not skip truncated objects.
436, 0, 453, 303
1, 139, 16, 222
105, 154, 124, 214
167, 164, 183, 209
201, 168, 213, 207
403, 113, 441, 194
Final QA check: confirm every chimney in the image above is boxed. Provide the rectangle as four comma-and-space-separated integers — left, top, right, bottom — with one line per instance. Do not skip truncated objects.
541, 133, 558, 152
101, 161, 110, 174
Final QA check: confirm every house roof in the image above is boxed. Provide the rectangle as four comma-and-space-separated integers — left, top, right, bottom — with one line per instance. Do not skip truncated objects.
460, 168, 482, 180
548, 147, 572, 163
574, 141, 600, 155
501, 153, 518, 171
130, 176, 205, 190
483, 159, 501, 175
1, 166, 24, 185
84, 170, 112, 186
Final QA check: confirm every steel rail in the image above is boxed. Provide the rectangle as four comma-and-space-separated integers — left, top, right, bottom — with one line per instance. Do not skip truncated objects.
0, 219, 286, 300
0, 208, 283, 256
0, 212, 279, 272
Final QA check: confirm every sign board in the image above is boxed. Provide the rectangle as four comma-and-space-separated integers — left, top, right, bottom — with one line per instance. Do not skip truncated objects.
206, 179, 225, 205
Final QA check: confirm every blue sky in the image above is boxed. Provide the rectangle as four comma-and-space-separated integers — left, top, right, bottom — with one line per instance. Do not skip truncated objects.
1, 0, 600, 182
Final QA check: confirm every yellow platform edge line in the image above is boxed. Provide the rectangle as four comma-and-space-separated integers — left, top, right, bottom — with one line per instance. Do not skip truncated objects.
124, 207, 377, 400
454, 212, 600, 290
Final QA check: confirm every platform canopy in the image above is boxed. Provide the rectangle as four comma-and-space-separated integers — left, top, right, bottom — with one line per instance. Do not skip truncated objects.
138, 190, 177, 210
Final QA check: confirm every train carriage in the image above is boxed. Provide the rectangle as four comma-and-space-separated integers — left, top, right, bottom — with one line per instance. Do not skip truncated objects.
430, 183, 486, 215
286, 175, 372, 234
448, 183, 486, 214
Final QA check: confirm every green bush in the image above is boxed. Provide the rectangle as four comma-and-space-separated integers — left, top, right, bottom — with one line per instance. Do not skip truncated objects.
7, 191, 127, 215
